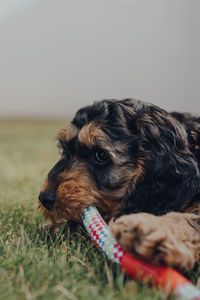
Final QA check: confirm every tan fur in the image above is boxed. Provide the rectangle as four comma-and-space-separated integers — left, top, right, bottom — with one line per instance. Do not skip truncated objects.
40, 155, 144, 223
110, 211, 200, 270
78, 123, 132, 165
190, 130, 200, 150
40, 160, 126, 223
191, 130, 198, 141
40, 119, 145, 223
78, 123, 106, 148
57, 123, 78, 143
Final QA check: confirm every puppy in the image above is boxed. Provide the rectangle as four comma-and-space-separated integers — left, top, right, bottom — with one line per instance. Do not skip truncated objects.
39, 99, 200, 270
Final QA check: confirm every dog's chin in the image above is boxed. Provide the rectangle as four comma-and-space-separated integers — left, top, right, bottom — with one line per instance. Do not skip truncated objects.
38, 202, 64, 224
41, 201, 54, 211
38, 201, 84, 224
38, 202, 54, 222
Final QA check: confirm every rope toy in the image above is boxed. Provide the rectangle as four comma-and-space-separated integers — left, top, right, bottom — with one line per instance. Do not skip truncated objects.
82, 206, 200, 300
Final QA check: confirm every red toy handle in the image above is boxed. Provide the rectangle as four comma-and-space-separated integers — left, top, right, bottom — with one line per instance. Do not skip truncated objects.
121, 253, 195, 295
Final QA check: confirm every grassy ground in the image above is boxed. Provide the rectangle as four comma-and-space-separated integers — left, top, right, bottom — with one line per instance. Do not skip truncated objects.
0, 120, 199, 300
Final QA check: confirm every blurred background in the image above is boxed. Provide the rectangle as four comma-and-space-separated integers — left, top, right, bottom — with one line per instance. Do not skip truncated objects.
0, 0, 199, 120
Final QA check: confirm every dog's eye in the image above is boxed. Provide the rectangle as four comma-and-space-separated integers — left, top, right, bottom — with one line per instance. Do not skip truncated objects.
95, 150, 109, 162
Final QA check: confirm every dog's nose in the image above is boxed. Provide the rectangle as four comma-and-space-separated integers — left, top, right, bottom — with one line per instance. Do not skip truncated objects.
38, 190, 56, 210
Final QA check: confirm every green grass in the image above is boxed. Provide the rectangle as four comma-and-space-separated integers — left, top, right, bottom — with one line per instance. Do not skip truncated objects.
0, 120, 199, 300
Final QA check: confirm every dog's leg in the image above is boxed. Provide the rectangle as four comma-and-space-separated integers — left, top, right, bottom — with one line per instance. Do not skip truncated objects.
110, 212, 200, 270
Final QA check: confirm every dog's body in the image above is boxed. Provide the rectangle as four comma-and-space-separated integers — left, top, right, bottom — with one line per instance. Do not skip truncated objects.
39, 99, 200, 270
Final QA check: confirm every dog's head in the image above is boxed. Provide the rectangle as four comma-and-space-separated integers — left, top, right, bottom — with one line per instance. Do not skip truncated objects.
39, 99, 200, 223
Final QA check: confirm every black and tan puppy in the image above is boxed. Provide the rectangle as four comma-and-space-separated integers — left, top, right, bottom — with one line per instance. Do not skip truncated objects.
39, 99, 200, 270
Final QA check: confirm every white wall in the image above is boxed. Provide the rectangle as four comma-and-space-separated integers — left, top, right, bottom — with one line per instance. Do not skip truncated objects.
0, 0, 199, 119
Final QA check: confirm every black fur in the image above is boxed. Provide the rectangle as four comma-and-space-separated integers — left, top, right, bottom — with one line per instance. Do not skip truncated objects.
72, 99, 200, 216
48, 159, 67, 184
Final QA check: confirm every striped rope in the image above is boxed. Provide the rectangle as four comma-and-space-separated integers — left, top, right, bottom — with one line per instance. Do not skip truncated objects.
82, 206, 200, 300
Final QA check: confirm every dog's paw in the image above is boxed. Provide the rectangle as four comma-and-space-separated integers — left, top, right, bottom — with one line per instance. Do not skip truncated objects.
110, 213, 195, 270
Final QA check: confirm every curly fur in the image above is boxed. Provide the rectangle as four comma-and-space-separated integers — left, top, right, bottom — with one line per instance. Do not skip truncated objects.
39, 99, 200, 270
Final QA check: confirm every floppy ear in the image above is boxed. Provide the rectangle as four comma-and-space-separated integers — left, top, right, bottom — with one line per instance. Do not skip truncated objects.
119, 103, 200, 216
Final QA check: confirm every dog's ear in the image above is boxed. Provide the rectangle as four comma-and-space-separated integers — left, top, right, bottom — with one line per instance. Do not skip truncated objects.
118, 101, 200, 216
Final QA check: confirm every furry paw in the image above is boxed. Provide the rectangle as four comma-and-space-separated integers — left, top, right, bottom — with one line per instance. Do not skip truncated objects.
110, 213, 196, 270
